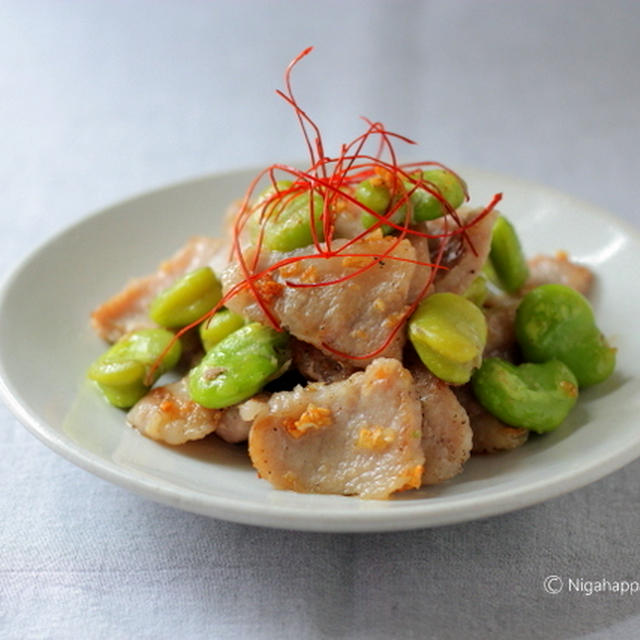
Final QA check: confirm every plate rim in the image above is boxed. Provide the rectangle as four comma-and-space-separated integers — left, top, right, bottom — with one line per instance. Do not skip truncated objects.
1, 166, 639, 533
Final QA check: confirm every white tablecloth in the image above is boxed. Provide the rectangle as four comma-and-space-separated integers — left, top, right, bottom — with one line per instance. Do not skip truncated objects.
2, 1, 639, 638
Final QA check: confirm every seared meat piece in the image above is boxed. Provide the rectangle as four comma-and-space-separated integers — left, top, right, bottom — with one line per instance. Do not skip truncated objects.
91, 236, 227, 343
249, 358, 425, 499
334, 198, 434, 303
483, 295, 520, 360
222, 235, 417, 364
332, 196, 367, 239
127, 378, 221, 445
433, 208, 499, 295
406, 233, 435, 303
291, 338, 358, 383
127, 378, 263, 445
217, 394, 269, 443
453, 385, 529, 454
524, 252, 593, 296
410, 363, 472, 485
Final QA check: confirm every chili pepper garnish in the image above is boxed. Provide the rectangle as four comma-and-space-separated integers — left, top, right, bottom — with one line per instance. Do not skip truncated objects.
147, 47, 501, 381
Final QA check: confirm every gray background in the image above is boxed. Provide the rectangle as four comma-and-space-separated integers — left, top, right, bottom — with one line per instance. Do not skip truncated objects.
1, 1, 639, 638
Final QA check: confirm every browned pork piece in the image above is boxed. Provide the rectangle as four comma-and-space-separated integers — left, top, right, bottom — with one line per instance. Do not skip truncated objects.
453, 385, 529, 454
249, 358, 425, 499
332, 197, 368, 239
127, 378, 221, 445
290, 338, 358, 383
217, 395, 269, 443
410, 364, 473, 485
222, 235, 418, 365
483, 295, 520, 360
335, 197, 434, 302
524, 251, 593, 296
91, 236, 228, 343
127, 377, 262, 445
406, 233, 435, 303
433, 208, 499, 295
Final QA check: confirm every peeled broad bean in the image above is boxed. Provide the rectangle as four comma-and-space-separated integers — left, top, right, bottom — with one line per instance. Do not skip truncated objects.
88, 328, 182, 408
489, 216, 529, 293
149, 267, 222, 329
357, 178, 406, 234
463, 276, 488, 307
358, 168, 465, 232
199, 309, 245, 352
408, 292, 487, 384
515, 284, 616, 387
253, 181, 325, 251
408, 168, 466, 223
472, 357, 579, 433
189, 322, 290, 409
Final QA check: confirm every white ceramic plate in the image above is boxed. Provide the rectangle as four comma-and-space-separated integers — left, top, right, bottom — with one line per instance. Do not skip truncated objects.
1, 167, 639, 532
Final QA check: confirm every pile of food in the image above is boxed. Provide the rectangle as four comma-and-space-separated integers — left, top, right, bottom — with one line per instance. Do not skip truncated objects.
87, 49, 615, 499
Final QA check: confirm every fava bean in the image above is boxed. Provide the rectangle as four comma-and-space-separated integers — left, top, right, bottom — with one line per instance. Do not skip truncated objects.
408, 168, 466, 223
489, 216, 529, 293
252, 181, 325, 251
356, 178, 405, 234
472, 357, 579, 433
199, 308, 245, 352
88, 329, 182, 408
408, 292, 487, 384
463, 276, 488, 307
189, 323, 290, 408
359, 168, 465, 232
149, 267, 222, 329
515, 284, 616, 387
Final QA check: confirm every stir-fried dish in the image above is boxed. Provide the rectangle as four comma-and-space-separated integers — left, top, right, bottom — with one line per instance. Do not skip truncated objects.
88, 49, 616, 499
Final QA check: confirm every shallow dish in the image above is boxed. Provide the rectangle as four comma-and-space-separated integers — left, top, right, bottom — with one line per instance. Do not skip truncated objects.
1, 167, 638, 532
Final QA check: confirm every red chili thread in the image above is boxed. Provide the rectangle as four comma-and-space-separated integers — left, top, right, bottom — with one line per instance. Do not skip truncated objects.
148, 48, 502, 378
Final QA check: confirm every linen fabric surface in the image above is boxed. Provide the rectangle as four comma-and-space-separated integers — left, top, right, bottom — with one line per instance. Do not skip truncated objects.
1, 1, 639, 638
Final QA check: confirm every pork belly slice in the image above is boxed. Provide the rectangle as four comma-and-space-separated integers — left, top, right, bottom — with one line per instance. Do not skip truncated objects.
410, 364, 473, 485
453, 385, 529, 454
249, 358, 425, 499
218, 395, 269, 444
406, 233, 435, 303
291, 338, 358, 383
127, 378, 262, 445
433, 208, 499, 295
332, 196, 367, 240
222, 235, 417, 365
91, 236, 227, 343
334, 198, 433, 302
524, 252, 593, 296
483, 295, 520, 360
127, 378, 221, 445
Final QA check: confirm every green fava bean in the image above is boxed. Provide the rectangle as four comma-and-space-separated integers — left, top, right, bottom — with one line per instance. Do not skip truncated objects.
463, 276, 488, 307
357, 179, 407, 234
189, 323, 290, 409
489, 216, 529, 293
88, 329, 182, 408
408, 168, 466, 223
472, 358, 579, 433
199, 309, 245, 352
253, 181, 325, 252
515, 284, 616, 387
408, 293, 487, 384
249, 180, 293, 238
355, 178, 392, 216
149, 267, 222, 329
